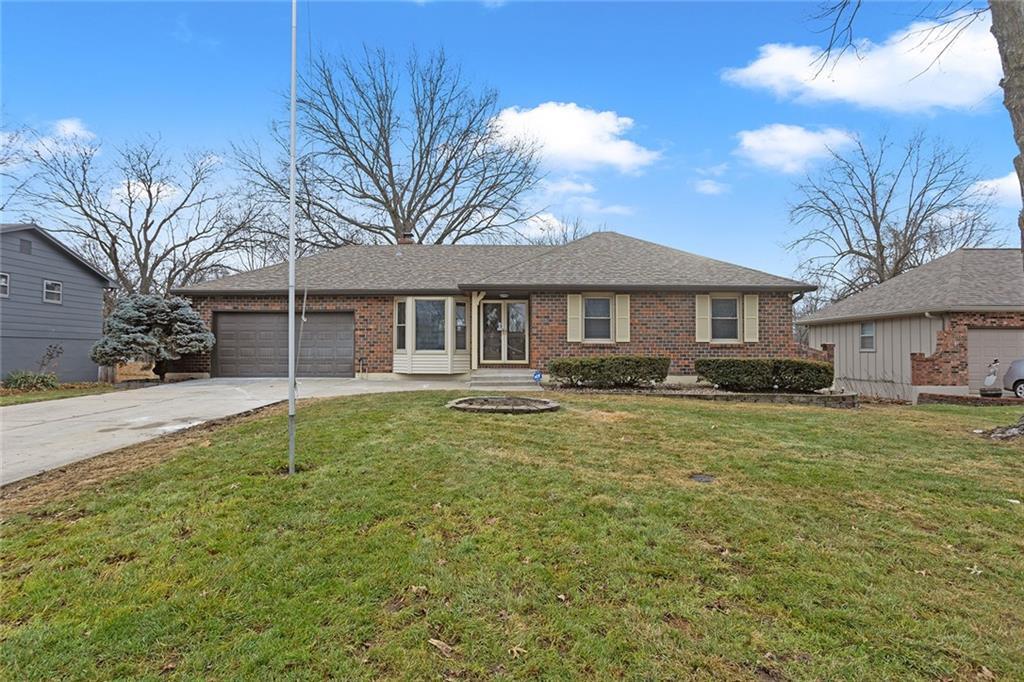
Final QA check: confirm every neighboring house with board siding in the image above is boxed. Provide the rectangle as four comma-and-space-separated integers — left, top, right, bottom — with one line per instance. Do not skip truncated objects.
170, 231, 822, 382
799, 248, 1024, 402
0, 224, 117, 382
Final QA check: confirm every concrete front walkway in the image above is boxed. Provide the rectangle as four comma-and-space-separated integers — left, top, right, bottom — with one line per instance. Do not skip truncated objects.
0, 377, 466, 485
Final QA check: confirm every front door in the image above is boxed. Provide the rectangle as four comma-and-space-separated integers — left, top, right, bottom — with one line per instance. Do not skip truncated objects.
480, 300, 528, 363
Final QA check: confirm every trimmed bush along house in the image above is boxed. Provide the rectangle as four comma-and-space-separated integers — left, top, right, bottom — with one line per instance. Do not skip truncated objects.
169, 232, 822, 382
799, 248, 1024, 402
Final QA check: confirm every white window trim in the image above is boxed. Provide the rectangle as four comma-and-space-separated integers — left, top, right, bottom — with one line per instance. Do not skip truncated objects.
582, 294, 614, 343
0, 273, 9, 298
412, 296, 448, 353
709, 293, 741, 343
43, 279, 63, 305
859, 321, 876, 353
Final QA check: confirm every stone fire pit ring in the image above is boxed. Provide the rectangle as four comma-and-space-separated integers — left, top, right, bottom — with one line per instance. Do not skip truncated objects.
446, 396, 560, 414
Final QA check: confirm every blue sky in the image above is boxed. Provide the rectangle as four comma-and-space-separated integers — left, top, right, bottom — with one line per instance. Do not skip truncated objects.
2, 1, 1019, 276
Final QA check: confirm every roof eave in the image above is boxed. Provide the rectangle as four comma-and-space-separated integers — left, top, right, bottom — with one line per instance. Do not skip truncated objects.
171, 287, 464, 297
798, 304, 1024, 326
457, 282, 816, 293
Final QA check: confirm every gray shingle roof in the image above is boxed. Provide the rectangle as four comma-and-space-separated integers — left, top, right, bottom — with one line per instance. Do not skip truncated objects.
175, 231, 813, 295
462, 232, 813, 291
1, 223, 118, 288
798, 248, 1024, 325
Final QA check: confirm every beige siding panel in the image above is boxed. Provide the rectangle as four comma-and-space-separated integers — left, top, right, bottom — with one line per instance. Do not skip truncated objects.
452, 352, 471, 374
410, 353, 452, 373
807, 314, 946, 400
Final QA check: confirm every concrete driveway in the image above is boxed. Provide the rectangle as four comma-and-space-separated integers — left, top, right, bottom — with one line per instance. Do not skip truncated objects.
1, 377, 466, 485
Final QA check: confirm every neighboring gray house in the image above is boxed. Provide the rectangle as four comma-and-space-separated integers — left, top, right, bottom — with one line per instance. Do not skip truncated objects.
798, 248, 1024, 402
0, 224, 117, 382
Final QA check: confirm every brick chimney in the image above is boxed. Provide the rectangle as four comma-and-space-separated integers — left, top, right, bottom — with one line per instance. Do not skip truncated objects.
397, 231, 415, 245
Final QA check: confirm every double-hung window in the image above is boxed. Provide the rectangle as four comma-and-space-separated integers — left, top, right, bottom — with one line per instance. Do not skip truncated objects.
710, 296, 739, 342
859, 321, 876, 351
0, 273, 9, 298
583, 296, 613, 341
43, 279, 62, 304
454, 302, 467, 350
395, 301, 407, 350
415, 299, 446, 351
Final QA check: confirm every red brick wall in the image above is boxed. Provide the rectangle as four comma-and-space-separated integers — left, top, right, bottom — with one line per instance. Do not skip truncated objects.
529, 291, 816, 374
168, 294, 393, 374
171, 290, 819, 377
910, 312, 1024, 386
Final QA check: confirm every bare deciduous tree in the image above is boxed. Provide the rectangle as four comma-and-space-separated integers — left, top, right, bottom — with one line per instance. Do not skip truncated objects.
788, 133, 999, 300
520, 215, 592, 246
0, 126, 34, 213
23, 135, 262, 295
237, 47, 541, 248
812, 1, 1024, 265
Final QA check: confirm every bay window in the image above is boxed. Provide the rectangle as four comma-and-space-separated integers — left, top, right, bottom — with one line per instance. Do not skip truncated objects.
415, 299, 446, 351
395, 301, 407, 350
455, 302, 467, 350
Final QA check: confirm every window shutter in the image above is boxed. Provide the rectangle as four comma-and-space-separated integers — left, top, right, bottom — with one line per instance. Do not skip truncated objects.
695, 294, 711, 342
567, 294, 582, 342
614, 294, 630, 343
743, 294, 759, 342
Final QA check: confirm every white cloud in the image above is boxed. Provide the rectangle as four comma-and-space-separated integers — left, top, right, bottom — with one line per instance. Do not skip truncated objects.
540, 178, 596, 196
568, 195, 633, 215
519, 212, 566, 238
723, 13, 1000, 112
697, 162, 729, 177
974, 172, 1022, 208
735, 124, 853, 174
494, 102, 660, 173
53, 118, 95, 140
694, 179, 730, 195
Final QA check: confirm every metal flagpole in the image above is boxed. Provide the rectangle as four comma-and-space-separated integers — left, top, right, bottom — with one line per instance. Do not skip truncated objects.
287, 0, 298, 475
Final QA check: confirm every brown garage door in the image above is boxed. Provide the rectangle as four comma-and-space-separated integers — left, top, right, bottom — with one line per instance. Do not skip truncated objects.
967, 328, 1024, 392
213, 312, 355, 378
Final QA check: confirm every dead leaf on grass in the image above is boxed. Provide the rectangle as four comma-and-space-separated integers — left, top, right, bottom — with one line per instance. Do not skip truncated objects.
508, 645, 527, 659
428, 638, 454, 657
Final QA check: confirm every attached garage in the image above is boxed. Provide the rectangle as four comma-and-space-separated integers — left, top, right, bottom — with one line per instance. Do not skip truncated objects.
967, 328, 1024, 392
212, 312, 355, 378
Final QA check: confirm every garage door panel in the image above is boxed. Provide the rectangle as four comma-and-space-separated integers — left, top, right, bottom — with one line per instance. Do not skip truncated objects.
214, 312, 355, 378
967, 329, 1024, 391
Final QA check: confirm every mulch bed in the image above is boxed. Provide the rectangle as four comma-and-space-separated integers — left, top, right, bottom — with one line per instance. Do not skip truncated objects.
918, 392, 1024, 407
548, 385, 858, 408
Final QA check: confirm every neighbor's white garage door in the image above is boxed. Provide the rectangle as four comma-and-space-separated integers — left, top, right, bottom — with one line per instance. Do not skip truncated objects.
967, 329, 1024, 392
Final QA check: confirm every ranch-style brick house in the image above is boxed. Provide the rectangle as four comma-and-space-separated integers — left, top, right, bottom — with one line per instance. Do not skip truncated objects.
799, 248, 1024, 402
169, 231, 822, 381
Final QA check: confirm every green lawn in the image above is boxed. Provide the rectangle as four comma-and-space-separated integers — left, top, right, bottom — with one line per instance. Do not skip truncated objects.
2, 392, 1022, 680
0, 383, 114, 406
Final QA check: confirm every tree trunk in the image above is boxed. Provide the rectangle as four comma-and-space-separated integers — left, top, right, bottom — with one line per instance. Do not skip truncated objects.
989, 0, 1024, 270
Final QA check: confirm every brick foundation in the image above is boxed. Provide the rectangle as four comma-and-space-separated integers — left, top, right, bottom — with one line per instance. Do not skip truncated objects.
910, 312, 1024, 386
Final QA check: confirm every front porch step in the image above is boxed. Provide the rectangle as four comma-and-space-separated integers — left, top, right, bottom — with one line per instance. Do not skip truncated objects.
469, 369, 542, 392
